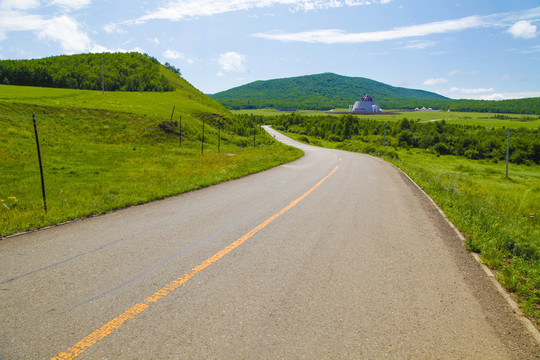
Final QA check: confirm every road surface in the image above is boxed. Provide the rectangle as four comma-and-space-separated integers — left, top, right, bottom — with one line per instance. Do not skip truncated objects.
1, 127, 538, 359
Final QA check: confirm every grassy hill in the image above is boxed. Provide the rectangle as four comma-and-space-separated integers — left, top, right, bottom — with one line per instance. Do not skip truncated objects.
210, 72, 447, 110
0, 53, 302, 236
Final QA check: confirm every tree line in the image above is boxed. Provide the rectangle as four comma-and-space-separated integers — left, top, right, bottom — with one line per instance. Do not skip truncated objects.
0, 52, 176, 92
220, 97, 540, 115
263, 113, 540, 165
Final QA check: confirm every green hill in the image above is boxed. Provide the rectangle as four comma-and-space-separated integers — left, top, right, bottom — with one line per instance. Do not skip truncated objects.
0, 52, 176, 92
0, 52, 237, 128
0, 53, 302, 236
210, 72, 448, 110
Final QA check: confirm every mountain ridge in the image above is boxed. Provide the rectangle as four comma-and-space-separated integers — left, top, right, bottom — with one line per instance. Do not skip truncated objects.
210, 72, 448, 110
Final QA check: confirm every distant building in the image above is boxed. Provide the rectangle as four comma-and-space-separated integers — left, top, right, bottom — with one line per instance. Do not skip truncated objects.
349, 94, 383, 113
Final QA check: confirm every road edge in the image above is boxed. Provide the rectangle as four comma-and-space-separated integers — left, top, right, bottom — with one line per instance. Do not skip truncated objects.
390, 160, 540, 345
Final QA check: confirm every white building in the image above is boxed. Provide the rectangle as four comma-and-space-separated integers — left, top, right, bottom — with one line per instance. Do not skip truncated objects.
349, 94, 383, 113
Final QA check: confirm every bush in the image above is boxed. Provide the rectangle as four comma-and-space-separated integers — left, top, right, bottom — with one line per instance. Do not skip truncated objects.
465, 149, 480, 160
433, 142, 451, 155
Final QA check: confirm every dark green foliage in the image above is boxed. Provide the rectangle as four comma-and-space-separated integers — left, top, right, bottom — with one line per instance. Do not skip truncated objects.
210, 72, 540, 114
164, 62, 181, 76
263, 113, 540, 165
0, 52, 175, 92
431, 98, 540, 115
210, 73, 447, 110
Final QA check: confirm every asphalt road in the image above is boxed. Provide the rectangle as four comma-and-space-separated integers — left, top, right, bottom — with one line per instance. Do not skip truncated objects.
1, 127, 538, 359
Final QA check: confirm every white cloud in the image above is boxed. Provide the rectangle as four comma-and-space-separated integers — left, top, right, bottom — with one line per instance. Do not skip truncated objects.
253, 15, 483, 43
38, 15, 91, 52
0, 0, 40, 10
399, 40, 436, 49
103, 22, 127, 34
133, 0, 390, 23
251, 6, 540, 44
450, 87, 495, 94
0, 11, 42, 34
521, 45, 540, 54
423, 78, 448, 86
164, 49, 185, 59
0, 2, 105, 54
507, 20, 537, 39
448, 69, 477, 77
48, 0, 91, 11
218, 51, 246, 72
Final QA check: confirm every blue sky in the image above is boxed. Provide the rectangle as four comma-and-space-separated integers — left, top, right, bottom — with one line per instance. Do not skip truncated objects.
0, 0, 539, 100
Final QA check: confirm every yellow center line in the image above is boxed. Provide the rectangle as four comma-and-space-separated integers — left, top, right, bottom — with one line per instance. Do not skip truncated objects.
52, 165, 339, 360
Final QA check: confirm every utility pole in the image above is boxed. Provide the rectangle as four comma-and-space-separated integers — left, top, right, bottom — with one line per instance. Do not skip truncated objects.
170, 105, 175, 121
32, 115, 47, 212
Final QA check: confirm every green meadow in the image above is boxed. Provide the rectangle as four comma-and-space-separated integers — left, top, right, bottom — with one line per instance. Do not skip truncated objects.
0, 86, 302, 237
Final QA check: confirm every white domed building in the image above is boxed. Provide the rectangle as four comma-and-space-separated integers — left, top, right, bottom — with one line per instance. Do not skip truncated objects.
349, 94, 383, 113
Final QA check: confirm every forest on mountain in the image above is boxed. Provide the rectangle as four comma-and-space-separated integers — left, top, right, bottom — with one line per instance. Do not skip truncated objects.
211, 73, 447, 110
0, 52, 175, 92
211, 73, 540, 115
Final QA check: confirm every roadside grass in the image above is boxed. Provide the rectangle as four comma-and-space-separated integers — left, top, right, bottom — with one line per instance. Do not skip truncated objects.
234, 108, 540, 129
0, 102, 302, 237
285, 131, 540, 324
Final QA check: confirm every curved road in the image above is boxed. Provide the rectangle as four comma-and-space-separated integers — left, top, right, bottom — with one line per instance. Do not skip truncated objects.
1, 127, 538, 359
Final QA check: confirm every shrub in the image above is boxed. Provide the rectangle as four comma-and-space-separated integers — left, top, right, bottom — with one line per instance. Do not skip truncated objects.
433, 142, 451, 155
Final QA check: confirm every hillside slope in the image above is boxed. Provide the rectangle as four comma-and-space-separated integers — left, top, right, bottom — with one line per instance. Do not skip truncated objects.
210, 72, 448, 110
0, 52, 234, 128
0, 53, 302, 237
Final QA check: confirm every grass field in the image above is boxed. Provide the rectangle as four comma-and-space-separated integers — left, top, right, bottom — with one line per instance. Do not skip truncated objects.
0, 88, 302, 237
0, 82, 228, 121
233, 108, 540, 129
282, 130, 540, 324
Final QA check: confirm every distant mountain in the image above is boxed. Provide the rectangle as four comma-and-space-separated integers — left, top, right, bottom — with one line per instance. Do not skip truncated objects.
210, 73, 448, 110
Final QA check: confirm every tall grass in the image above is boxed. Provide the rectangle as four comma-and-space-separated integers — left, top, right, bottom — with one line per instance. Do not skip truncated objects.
0, 102, 302, 236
